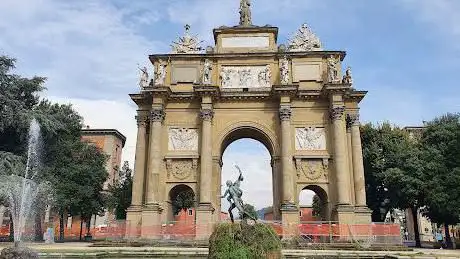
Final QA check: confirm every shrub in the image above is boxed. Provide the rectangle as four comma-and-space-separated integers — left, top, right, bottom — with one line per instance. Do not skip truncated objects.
208, 223, 282, 259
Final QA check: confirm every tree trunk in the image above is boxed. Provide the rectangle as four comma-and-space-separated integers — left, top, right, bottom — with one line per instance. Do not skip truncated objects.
411, 207, 421, 248
34, 210, 43, 241
59, 212, 64, 242
9, 213, 14, 242
444, 223, 453, 249
86, 218, 91, 236
79, 217, 83, 241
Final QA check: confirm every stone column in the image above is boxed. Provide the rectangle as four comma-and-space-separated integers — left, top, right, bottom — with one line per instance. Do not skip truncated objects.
330, 106, 351, 205
131, 113, 148, 207
146, 108, 165, 205
196, 107, 215, 240
126, 113, 148, 238
346, 123, 355, 205
349, 113, 367, 206
279, 105, 298, 239
199, 108, 214, 206
279, 106, 295, 207
141, 107, 164, 239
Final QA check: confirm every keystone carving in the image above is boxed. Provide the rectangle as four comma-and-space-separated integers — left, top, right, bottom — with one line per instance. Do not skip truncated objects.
279, 107, 292, 121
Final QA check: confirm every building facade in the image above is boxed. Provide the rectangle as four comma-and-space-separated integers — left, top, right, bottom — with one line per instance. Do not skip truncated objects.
127, 2, 371, 239
81, 127, 126, 190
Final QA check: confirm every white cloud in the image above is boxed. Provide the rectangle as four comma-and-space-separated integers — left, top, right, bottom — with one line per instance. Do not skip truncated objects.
49, 96, 137, 168
0, 0, 160, 100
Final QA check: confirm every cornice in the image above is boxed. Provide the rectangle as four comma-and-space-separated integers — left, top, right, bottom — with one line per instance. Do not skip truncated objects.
272, 85, 299, 97
149, 51, 346, 63
345, 90, 367, 103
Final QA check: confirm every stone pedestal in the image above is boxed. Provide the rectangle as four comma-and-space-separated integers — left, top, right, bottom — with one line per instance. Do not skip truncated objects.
126, 206, 143, 238
195, 204, 215, 240
281, 207, 299, 239
141, 206, 162, 239
354, 206, 372, 223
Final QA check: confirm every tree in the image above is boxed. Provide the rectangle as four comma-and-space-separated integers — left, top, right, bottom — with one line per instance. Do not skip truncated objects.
312, 195, 322, 219
107, 161, 133, 220
171, 189, 195, 215
361, 123, 425, 247
420, 113, 460, 248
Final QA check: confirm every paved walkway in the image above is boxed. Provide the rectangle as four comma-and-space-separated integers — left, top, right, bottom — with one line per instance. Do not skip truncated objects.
1, 243, 460, 258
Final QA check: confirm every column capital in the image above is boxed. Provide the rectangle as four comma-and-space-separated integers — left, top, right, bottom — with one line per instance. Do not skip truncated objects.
330, 106, 345, 121
149, 108, 165, 122
346, 113, 360, 127
200, 108, 214, 121
135, 114, 149, 127
279, 106, 292, 121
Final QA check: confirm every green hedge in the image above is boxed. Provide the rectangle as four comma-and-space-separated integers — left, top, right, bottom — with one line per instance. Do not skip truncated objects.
208, 223, 282, 259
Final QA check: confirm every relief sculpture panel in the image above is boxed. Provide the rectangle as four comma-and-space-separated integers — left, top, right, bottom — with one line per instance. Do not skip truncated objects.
295, 127, 326, 150
295, 159, 329, 182
168, 128, 199, 151
220, 66, 271, 88
166, 159, 198, 181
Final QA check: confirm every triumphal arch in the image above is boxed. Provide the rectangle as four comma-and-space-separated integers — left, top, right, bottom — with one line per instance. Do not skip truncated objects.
127, 2, 371, 239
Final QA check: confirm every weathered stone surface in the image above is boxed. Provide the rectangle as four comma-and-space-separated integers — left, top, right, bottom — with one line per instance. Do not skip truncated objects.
0, 247, 39, 259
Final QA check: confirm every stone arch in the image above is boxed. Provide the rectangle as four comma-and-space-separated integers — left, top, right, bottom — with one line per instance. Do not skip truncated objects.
298, 184, 330, 221
214, 121, 280, 158
213, 121, 281, 221
167, 184, 196, 222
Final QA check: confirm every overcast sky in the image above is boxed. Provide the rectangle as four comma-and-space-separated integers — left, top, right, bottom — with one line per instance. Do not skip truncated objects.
1, 0, 459, 211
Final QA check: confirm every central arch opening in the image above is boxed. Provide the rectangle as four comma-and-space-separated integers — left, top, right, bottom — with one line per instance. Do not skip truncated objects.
217, 126, 280, 221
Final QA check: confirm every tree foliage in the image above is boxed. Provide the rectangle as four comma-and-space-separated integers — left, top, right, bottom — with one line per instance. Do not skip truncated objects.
171, 189, 195, 215
361, 122, 425, 247
420, 113, 460, 248
209, 223, 281, 259
0, 55, 108, 241
106, 161, 133, 220
311, 195, 322, 219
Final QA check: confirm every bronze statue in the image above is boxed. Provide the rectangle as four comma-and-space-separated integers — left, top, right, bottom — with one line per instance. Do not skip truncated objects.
221, 165, 256, 223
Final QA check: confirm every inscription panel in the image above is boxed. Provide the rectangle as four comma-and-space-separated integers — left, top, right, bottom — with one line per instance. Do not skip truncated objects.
171, 66, 199, 83
293, 63, 322, 82
221, 36, 270, 48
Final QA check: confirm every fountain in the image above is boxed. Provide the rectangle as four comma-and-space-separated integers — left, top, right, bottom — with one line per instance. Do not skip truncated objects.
0, 119, 51, 258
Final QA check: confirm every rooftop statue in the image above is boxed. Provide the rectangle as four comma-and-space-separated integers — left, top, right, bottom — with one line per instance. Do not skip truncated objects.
137, 65, 149, 89
239, 0, 252, 26
342, 66, 353, 85
221, 165, 256, 223
171, 24, 203, 54
288, 23, 322, 52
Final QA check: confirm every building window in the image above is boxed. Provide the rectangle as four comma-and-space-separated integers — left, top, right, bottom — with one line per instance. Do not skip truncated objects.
299, 211, 302, 217
188, 209, 193, 216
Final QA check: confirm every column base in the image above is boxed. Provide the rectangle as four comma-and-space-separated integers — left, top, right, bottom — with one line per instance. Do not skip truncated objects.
281, 204, 298, 240
354, 205, 372, 224
195, 203, 215, 240
334, 204, 355, 223
126, 206, 143, 238
141, 204, 162, 239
